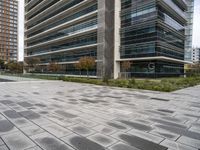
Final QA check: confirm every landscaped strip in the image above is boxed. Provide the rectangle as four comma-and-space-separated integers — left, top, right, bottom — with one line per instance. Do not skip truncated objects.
2, 74, 200, 92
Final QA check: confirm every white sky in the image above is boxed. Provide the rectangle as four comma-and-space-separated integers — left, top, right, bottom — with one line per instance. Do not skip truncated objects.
18, 0, 200, 61
18, 0, 24, 61
193, 0, 200, 48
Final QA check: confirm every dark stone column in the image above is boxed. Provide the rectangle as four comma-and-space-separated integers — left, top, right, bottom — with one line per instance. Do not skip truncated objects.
97, 0, 115, 79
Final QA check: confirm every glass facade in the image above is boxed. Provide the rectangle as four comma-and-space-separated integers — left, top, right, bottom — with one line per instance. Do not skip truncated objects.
27, 33, 97, 55
27, 3, 97, 37
120, 60, 184, 77
120, 0, 189, 77
25, 0, 98, 75
27, 18, 97, 47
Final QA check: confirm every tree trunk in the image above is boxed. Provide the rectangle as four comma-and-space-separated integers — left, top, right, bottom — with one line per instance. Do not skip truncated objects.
87, 69, 89, 78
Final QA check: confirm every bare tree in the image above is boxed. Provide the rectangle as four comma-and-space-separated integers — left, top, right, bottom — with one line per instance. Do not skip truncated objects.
121, 61, 132, 79
24, 57, 40, 72
74, 62, 82, 76
77, 56, 95, 77
48, 62, 61, 73
7, 61, 23, 74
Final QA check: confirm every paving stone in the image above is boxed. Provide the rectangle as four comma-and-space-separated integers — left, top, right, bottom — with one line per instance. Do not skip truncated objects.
161, 116, 185, 123
117, 133, 168, 150
184, 113, 200, 119
150, 97, 170, 102
0, 100, 14, 105
72, 118, 97, 127
88, 133, 117, 147
10, 106, 27, 112
150, 128, 180, 140
146, 110, 168, 116
35, 103, 47, 108
119, 120, 152, 131
177, 136, 200, 149
3, 95, 11, 98
0, 120, 18, 135
31, 132, 73, 150
161, 139, 197, 150
156, 124, 200, 140
0, 145, 9, 150
69, 125, 95, 137
21, 125, 45, 136
134, 119, 153, 125
0, 139, 3, 146
31, 117, 52, 126
107, 122, 127, 130
150, 118, 187, 129
2, 131, 35, 150
19, 110, 41, 120
109, 142, 140, 150
157, 109, 174, 114
128, 129, 164, 143
47, 117, 76, 127
189, 126, 200, 133
3, 110, 22, 119
192, 123, 200, 129
42, 123, 72, 138
55, 110, 77, 119
10, 118, 33, 128
0, 114, 5, 120
18, 102, 33, 108
62, 134, 105, 150
0, 107, 11, 113
26, 146, 43, 150
39, 110, 49, 115
175, 115, 197, 123
93, 125, 116, 135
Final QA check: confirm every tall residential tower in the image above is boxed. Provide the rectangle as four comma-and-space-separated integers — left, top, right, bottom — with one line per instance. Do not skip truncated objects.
0, 0, 18, 62
25, 0, 193, 78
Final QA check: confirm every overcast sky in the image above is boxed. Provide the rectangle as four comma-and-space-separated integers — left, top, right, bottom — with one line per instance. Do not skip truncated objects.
18, 0, 200, 61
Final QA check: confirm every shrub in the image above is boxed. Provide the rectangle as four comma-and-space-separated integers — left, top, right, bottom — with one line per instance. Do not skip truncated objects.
103, 76, 110, 85
62, 77, 102, 85
127, 78, 136, 88
110, 79, 129, 88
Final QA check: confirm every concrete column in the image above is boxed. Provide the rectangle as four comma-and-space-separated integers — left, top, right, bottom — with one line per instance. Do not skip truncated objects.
97, 0, 115, 79
114, 0, 121, 79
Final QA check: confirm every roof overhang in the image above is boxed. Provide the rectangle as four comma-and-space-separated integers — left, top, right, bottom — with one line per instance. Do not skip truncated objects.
116, 56, 193, 64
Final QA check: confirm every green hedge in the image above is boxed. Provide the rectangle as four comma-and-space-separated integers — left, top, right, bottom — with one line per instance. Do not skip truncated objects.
3, 73, 200, 92
61, 76, 200, 92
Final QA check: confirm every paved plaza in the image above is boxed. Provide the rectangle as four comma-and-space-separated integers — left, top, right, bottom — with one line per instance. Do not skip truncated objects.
0, 76, 200, 150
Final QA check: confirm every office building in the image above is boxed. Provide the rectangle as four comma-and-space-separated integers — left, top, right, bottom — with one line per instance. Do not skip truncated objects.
192, 48, 200, 63
0, 0, 18, 62
25, 0, 193, 78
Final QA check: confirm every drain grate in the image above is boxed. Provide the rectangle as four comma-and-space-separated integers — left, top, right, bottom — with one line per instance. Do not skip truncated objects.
150, 97, 170, 102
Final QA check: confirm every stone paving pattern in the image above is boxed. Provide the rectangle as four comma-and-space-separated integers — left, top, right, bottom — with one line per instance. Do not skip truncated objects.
0, 77, 200, 150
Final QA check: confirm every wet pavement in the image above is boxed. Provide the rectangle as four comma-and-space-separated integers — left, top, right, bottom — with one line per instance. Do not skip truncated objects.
0, 76, 200, 150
